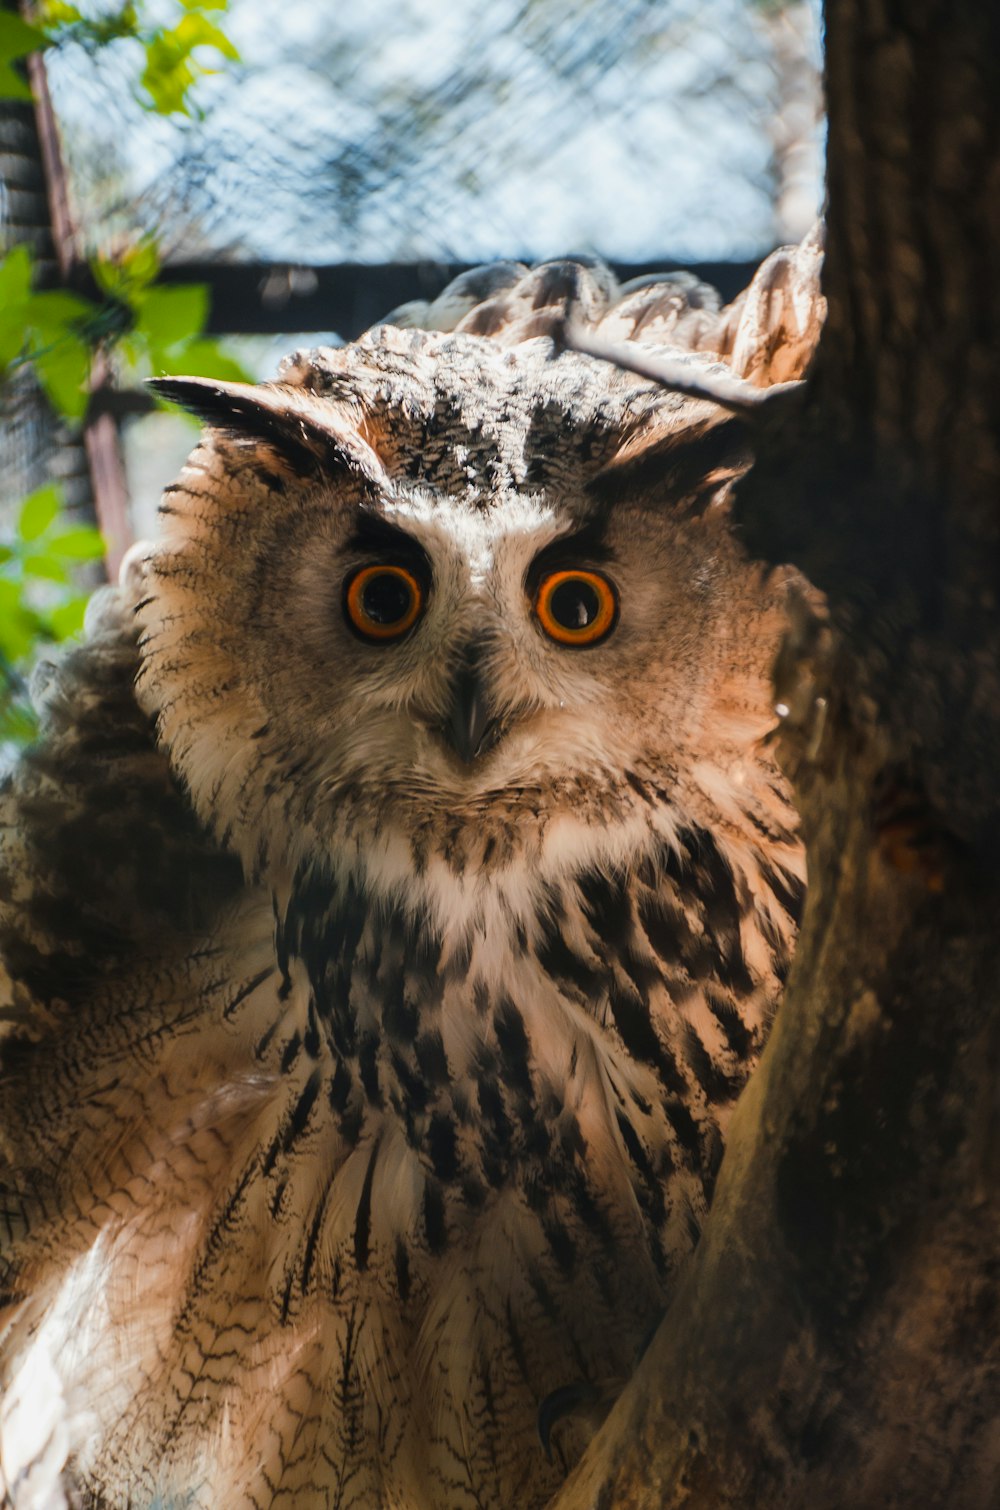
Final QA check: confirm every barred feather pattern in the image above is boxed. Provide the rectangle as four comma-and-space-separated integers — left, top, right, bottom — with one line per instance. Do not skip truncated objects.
0, 248, 820, 1509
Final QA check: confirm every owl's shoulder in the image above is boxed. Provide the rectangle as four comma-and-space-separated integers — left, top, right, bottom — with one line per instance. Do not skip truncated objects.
0, 579, 243, 1026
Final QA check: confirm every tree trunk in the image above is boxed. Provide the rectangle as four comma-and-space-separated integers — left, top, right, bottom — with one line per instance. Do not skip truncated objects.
548, 2, 1000, 1505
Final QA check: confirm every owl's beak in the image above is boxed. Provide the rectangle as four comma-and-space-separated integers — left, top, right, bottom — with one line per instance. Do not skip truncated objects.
443, 653, 501, 764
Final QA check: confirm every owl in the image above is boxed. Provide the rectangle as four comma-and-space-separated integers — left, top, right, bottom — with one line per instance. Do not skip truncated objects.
0, 242, 821, 1509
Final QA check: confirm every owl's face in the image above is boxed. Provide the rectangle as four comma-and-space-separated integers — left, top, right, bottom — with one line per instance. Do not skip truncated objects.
138, 329, 790, 887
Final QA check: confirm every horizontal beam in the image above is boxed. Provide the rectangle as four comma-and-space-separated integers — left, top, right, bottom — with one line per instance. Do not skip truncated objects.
154, 259, 763, 340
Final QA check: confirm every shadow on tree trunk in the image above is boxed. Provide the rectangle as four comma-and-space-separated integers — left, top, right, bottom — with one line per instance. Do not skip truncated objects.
549, 2, 1000, 1504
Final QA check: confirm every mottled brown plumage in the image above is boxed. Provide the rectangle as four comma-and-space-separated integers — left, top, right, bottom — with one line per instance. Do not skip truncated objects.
0, 242, 822, 1508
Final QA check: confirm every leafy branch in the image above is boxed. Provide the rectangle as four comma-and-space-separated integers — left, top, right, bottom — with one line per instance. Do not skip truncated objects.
0, 237, 249, 423
0, 0, 246, 744
0, 0, 240, 117
0, 483, 104, 742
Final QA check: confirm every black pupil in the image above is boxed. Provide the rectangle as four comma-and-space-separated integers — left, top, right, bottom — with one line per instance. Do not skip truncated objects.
549, 577, 600, 630
362, 572, 412, 625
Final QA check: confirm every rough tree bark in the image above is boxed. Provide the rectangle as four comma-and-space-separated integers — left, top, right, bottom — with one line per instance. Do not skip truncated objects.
549, 2, 1000, 1506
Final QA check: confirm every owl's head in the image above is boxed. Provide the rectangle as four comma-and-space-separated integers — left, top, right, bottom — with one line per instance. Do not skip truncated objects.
136, 261, 818, 893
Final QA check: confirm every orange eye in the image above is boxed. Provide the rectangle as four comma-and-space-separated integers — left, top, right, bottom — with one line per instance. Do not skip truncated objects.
533, 569, 618, 647
344, 564, 424, 642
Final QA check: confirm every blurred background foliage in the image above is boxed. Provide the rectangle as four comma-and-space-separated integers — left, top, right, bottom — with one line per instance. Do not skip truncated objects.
0, 0, 823, 747
0, 0, 247, 743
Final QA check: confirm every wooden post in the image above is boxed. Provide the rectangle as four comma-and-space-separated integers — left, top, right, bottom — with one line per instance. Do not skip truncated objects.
20, 39, 131, 578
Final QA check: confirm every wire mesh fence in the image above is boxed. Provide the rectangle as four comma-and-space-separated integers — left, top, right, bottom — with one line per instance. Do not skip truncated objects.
46, 0, 823, 267
2, 0, 823, 564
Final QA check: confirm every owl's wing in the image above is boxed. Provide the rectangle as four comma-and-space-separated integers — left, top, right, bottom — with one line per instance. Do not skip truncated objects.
0, 580, 243, 1018
0, 577, 252, 1500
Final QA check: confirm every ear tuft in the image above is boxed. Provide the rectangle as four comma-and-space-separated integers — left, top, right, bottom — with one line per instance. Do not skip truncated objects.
592, 413, 752, 509
148, 375, 278, 427
147, 375, 382, 482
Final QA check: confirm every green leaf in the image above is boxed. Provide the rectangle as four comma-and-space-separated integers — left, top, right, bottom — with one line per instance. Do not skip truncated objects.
140, 10, 239, 114
0, 316, 29, 370
95, 236, 163, 301
0, 245, 33, 305
0, 14, 48, 63
125, 238, 162, 288
17, 483, 62, 542
20, 552, 71, 584
178, 0, 229, 11
0, 594, 40, 661
133, 282, 208, 348
45, 596, 88, 639
174, 12, 239, 60
0, 14, 47, 99
0, 246, 32, 367
28, 288, 96, 332
38, 2, 84, 24
159, 336, 252, 383
33, 335, 92, 418
44, 526, 106, 561
141, 30, 194, 114
92, 254, 128, 300
0, 580, 21, 616
0, 61, 32, 101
